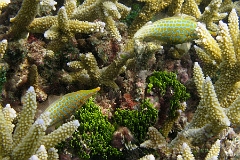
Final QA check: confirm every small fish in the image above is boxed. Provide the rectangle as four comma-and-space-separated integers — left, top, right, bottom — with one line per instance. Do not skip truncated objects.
134, 16, 198, 44
43, 87, 100, 125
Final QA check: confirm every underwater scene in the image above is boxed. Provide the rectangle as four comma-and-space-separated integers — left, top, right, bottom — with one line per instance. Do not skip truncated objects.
0, 0, 240, 159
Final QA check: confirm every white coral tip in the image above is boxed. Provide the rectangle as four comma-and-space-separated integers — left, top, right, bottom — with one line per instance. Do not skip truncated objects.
36, 119, 45, 125
73, 120, 80, 127
194, 62, 200, 67
28, 86, 35, 92
38, 145, 46, 152
1, 39, 7, 43
148, 154, 155, 160
29, 155, 39, 160
182, 142, 188, 149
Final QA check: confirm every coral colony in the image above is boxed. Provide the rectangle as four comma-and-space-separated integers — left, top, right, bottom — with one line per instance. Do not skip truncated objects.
0, 0, 240, 159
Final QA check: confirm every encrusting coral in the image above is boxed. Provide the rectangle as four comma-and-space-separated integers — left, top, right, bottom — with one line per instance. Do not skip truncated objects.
0, 86, 85, 160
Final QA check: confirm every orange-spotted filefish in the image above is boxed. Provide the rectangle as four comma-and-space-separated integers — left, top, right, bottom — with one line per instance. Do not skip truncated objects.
43, 87, 100, 125
134, 17, 199, 44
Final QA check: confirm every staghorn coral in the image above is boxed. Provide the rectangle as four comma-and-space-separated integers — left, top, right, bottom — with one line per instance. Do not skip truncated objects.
129, 0, 232, 39
128, 0, 172, 37
139, 61, 240, 158
7, 0, 41, 39
0, 86, 81, 160
181, 63, 231, 144
0, 0, 10, 12
0, 39, 7, 58
140, 126, 225, 159
28, 64, 48, 102
179, 139, 221, 160
133, 0, 233, 47
1, 0, 240, 159
26, 0, 130, 43
38, 0, 57, 16
195, 8, 240, 105
138, 154, 155, 160
29, 4, 106, 51
65, 51, 135, 89
70, 0, 131, 41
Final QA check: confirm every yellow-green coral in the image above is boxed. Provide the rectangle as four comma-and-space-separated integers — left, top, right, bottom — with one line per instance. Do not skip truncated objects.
181, 143, 195, 160
9, 0, 40, 38
195, 8, 240, 104
181, 0, 201, 19
71, 0, 131, 41
0, 39, 7, 58
189, 62, 230, 132
179, 139, 221, 160
0, 86, 101, 159
128, 0, 172, 37
65, 51, 135, 89
0, 0, 10, 14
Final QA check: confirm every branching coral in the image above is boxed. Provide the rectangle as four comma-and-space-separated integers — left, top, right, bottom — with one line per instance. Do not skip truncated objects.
128, 0, 172, 37
1, 0, 240, 159
71, 0, 131, 41
140, 61, 240, 158
8, 0, 41, 39
179, 139, 221, 160
0, 0, 10, 12
195, 8, 240, 105
0, 39, 7, 58
0, 86, 81, 160
26, 0, 130, 43
29, 2, 106, 51
133, 0, 232, 46
140, 126, 223, 159
65, 51, 135, 89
